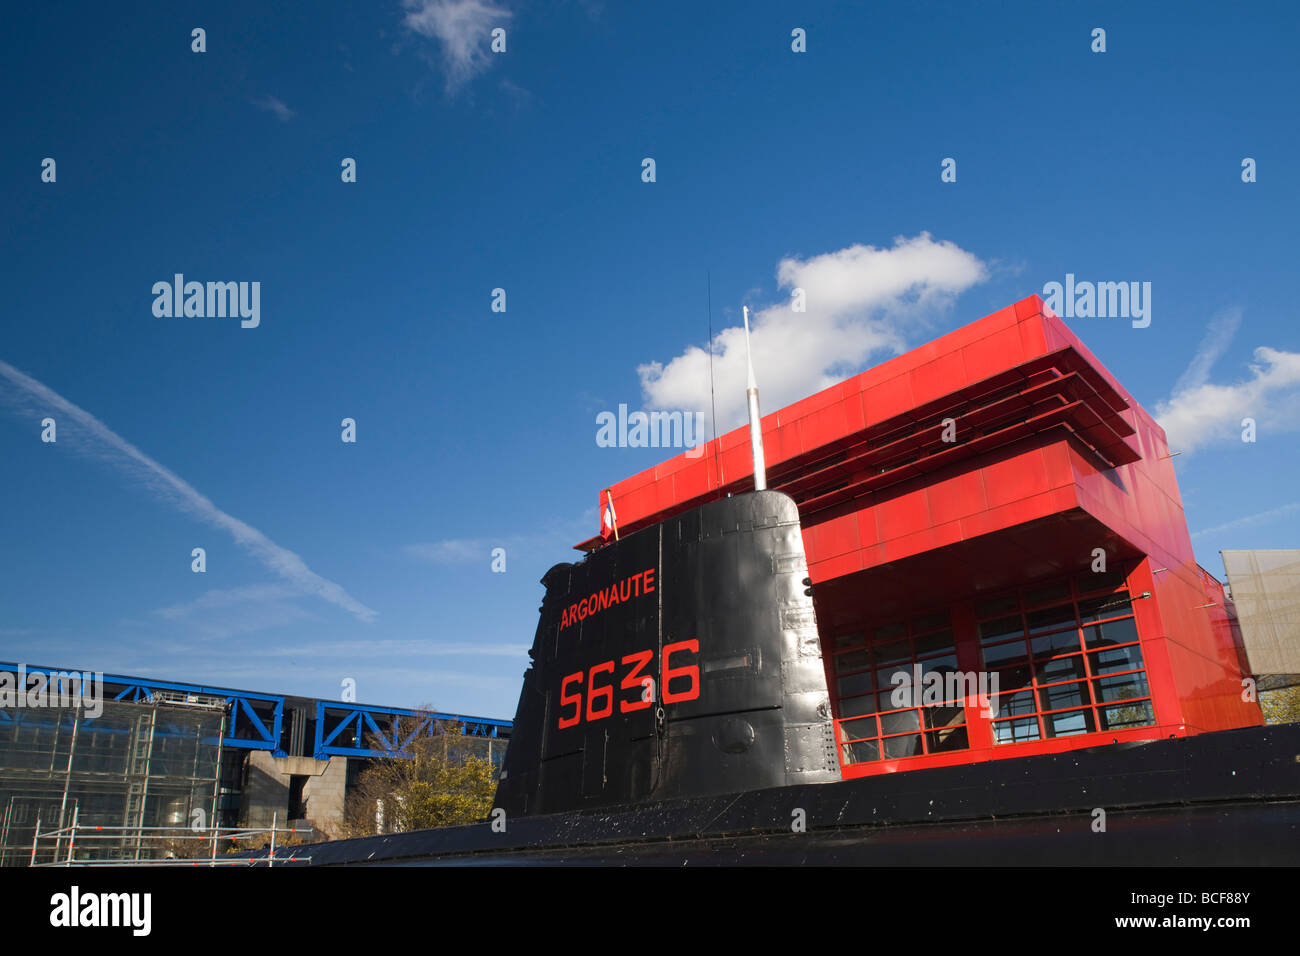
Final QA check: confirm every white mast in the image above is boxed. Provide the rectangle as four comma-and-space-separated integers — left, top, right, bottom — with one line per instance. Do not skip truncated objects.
742, 306, 767, 491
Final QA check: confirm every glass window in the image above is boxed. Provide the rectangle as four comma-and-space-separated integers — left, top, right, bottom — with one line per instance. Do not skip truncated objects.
1083, 617, 1139, 648
1076, 568, 1128, 595
977, 594, 1018, 619
1027, 602, 1077, 634
914, 629, 956, 656
1035, 654, 1087, 684
833, 609, 978, 765
1093, 673, 1149, 703
1089, 644, 1144, 675
994, 662, 1033, 694
834, 632, 865, 649
837, 672, 874, 698
879, 710, 920, 735
840, 740, 880, 764
1025, 581, 1071, 606
927, 726, 969, 752
875, 640, 911, 665
917, 657, 961, 703
1037, 680, 1089, 712
879, 684, 912, 711
923, 705, 965, 731
876, 663, 913, 695
839, 716, 877, 741
977, 572, 1151, 750
872, 622, 906, 643
1079, 594, 1133, 623
917, 654, 958, 677
979, 614, 1023, 643
1098, 701, 1154, 730
994, 690, 1034, 718
993, 717, 1040, 744
983, 639, 1029, 667
1031, 629, 1082, 658
883, 734, 923, 759
834, 649, 871, 674
1045, 709, 1095, 738
838, 694, 876, 719
912, 612, 950, 633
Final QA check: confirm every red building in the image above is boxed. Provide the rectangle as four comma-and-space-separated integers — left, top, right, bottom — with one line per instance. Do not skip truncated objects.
579, 295, 1262, 779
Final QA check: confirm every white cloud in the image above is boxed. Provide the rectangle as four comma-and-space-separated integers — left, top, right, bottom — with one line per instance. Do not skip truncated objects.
1156, 345, 1300, 455
253, 95, 295, 121
0, 359, 377, 623
637, 233, 988, 432
402, 0, 511, 93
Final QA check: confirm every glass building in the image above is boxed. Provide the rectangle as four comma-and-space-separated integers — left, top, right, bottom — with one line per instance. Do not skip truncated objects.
0, 696, 225, 865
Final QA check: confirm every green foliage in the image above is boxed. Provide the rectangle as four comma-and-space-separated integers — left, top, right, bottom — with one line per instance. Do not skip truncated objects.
1260, 685, 1300, 725
340, 714, 498, 838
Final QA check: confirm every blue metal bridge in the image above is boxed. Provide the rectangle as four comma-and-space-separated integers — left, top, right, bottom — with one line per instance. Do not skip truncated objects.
0, 662, 511, 759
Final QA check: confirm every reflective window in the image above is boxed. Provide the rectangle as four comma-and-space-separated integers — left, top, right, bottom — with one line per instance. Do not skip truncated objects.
834, 649, 871, 674
832, 609, 971, 765
992, 717, 1040, 744
1099, 700, 1154, 730
979, 570, 1153, 747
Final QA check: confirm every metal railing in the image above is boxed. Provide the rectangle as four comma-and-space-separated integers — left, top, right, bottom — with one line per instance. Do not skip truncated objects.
29, 810, 312, 866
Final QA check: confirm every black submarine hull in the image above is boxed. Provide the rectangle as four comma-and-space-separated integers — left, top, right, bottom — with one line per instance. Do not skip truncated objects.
257, 721, 1300, 865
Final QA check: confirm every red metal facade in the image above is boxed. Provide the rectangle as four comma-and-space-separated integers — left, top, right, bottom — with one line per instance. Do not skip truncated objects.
582, 296, 1262, 777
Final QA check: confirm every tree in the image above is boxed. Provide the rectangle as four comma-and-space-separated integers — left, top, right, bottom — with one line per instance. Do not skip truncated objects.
1261, 684, 1300, 725
339, 713, 498, 838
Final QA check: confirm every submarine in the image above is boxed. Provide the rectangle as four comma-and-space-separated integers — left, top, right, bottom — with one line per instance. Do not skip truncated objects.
269, 304, 1300, 866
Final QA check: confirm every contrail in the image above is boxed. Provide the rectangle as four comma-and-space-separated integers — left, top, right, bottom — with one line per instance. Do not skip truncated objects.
0, 358, 378, 623
1172, 307, 1244, 396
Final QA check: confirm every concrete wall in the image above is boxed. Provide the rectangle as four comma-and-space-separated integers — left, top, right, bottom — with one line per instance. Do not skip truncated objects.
242, 751, 348, 836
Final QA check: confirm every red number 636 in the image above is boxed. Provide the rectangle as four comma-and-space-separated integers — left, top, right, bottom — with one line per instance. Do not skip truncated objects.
557, 640, 699, 730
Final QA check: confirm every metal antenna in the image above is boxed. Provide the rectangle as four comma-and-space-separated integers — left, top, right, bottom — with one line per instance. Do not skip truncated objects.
743, 306, 767, 491
707, 272, 721, 494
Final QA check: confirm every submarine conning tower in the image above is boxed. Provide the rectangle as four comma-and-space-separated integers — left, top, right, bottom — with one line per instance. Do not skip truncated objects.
494, 489, 841, 816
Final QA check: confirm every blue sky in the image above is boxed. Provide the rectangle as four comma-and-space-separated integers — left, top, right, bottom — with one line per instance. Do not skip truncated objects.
2, 0, 1297, 719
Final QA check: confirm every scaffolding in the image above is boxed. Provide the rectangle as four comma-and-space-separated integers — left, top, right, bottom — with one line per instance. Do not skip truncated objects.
0, 696, 225, 866
28, 816, 312, 866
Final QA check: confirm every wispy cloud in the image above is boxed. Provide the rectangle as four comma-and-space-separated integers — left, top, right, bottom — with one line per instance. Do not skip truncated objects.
252, 95, 295, 121
0, 359, 377, 623
153, 584, 306, 620
1192, 501, 1300, 539
402, 0, 511, 93
145, 584, 320, 639
405, 538, 501, 564
405, 515, 592, 566
215, 638, 529, 659
1172, 307, 1244, 396
638, 233, 988, 432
